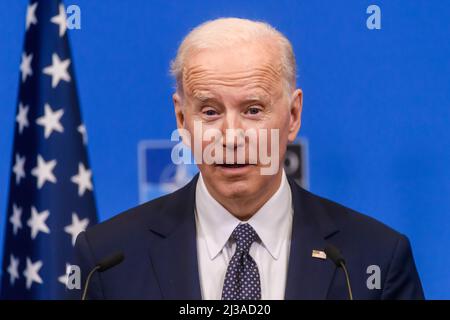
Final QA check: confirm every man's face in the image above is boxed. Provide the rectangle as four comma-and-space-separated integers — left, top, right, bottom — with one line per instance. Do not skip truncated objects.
173, 39, 302, 203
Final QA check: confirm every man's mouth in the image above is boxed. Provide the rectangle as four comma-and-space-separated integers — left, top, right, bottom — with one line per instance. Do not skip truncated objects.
216, 164, 249, 168
213, 163, 255, 175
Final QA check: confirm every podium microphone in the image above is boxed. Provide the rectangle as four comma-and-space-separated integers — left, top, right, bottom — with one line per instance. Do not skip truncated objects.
81, 252, 124, 300
324, 245, 353, 300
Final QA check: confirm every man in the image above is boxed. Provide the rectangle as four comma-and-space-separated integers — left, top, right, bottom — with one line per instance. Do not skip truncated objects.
73, 18, 424, 299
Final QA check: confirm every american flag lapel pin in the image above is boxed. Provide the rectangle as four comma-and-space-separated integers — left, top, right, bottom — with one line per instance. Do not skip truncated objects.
312, 250, 327, 260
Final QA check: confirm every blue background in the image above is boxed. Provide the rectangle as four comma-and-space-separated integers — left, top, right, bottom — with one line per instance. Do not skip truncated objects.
1, 0, 449, 298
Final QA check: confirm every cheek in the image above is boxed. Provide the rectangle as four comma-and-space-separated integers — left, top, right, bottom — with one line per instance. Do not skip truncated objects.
258, 113, 291, 141
277, 111, 292, 139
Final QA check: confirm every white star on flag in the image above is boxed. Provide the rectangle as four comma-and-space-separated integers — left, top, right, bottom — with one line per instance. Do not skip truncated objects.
42, 53, 71, 88
9, 204, 23, 235
20, 52, 33, 83
16, 102, 30, 134
25, 2, 38, 30
23, 257, 43, 290
31, 155, 57, 189
71, 163, 93, 196
27, 206, 50, 240
36, 103, 64, 138
51, 4, 67, 37
58, 263, 71, 287
12, 153, 26, 185
7, 255, 20, 286
64, 213, 89, 246
78, 124, 88, 145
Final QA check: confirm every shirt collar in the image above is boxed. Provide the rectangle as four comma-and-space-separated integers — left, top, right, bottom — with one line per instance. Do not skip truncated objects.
195, 171, 292, 260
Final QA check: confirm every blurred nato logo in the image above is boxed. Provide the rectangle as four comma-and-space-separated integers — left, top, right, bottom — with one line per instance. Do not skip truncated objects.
138, 140, 199, 203
138, 139, 309, 203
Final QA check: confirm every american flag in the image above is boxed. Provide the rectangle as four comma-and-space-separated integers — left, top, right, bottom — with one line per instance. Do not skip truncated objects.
1, 0, 98, 299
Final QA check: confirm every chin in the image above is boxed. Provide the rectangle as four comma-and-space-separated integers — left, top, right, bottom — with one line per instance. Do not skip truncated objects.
200, 164, 270, 199
217, 180, 255, 199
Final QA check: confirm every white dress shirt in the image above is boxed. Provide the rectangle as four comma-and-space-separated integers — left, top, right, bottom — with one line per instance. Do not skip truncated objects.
195, 171, 293, 300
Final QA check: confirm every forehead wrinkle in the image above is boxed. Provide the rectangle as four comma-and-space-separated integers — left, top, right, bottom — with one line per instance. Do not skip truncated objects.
184, 63, 282, 84
188, 80, 275, 102
183, 64, 284, 98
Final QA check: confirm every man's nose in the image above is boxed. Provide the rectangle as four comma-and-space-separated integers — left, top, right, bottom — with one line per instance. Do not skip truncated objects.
221, 111, 244, 148
222, 110, 242, 131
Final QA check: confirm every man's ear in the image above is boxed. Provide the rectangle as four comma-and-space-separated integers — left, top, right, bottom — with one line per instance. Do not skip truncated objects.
287, 88, 303, 142
173, 92, 192, 148
173, 92, 184, 129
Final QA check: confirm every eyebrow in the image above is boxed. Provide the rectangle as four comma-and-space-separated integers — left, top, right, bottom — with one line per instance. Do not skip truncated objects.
193, 92, 270, 103
193, 92, 215, 102
244, 94, 271, 102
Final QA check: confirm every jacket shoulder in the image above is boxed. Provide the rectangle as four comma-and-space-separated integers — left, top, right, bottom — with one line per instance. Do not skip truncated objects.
81, 179, 195, 250
297, 186, 404, 244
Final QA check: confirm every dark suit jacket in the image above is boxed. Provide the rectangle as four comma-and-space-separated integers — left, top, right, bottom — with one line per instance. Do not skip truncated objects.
72, 175, 424, 299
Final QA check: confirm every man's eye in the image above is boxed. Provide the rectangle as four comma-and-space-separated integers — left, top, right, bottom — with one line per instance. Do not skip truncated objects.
246, 107, 262, 115
203, 109, 218, 117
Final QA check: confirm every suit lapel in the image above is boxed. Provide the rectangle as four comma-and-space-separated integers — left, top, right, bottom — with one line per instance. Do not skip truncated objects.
147, 175, 202, 299
285, 179, 339, 299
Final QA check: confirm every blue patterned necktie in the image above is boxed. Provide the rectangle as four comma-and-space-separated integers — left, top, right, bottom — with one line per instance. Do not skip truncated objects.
221, 223, 262, 300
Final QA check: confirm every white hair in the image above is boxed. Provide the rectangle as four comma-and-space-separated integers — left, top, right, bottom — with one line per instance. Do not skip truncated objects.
170, 17, 297, 95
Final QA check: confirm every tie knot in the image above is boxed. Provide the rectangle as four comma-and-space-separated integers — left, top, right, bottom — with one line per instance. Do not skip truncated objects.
232, 223, 258, 252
